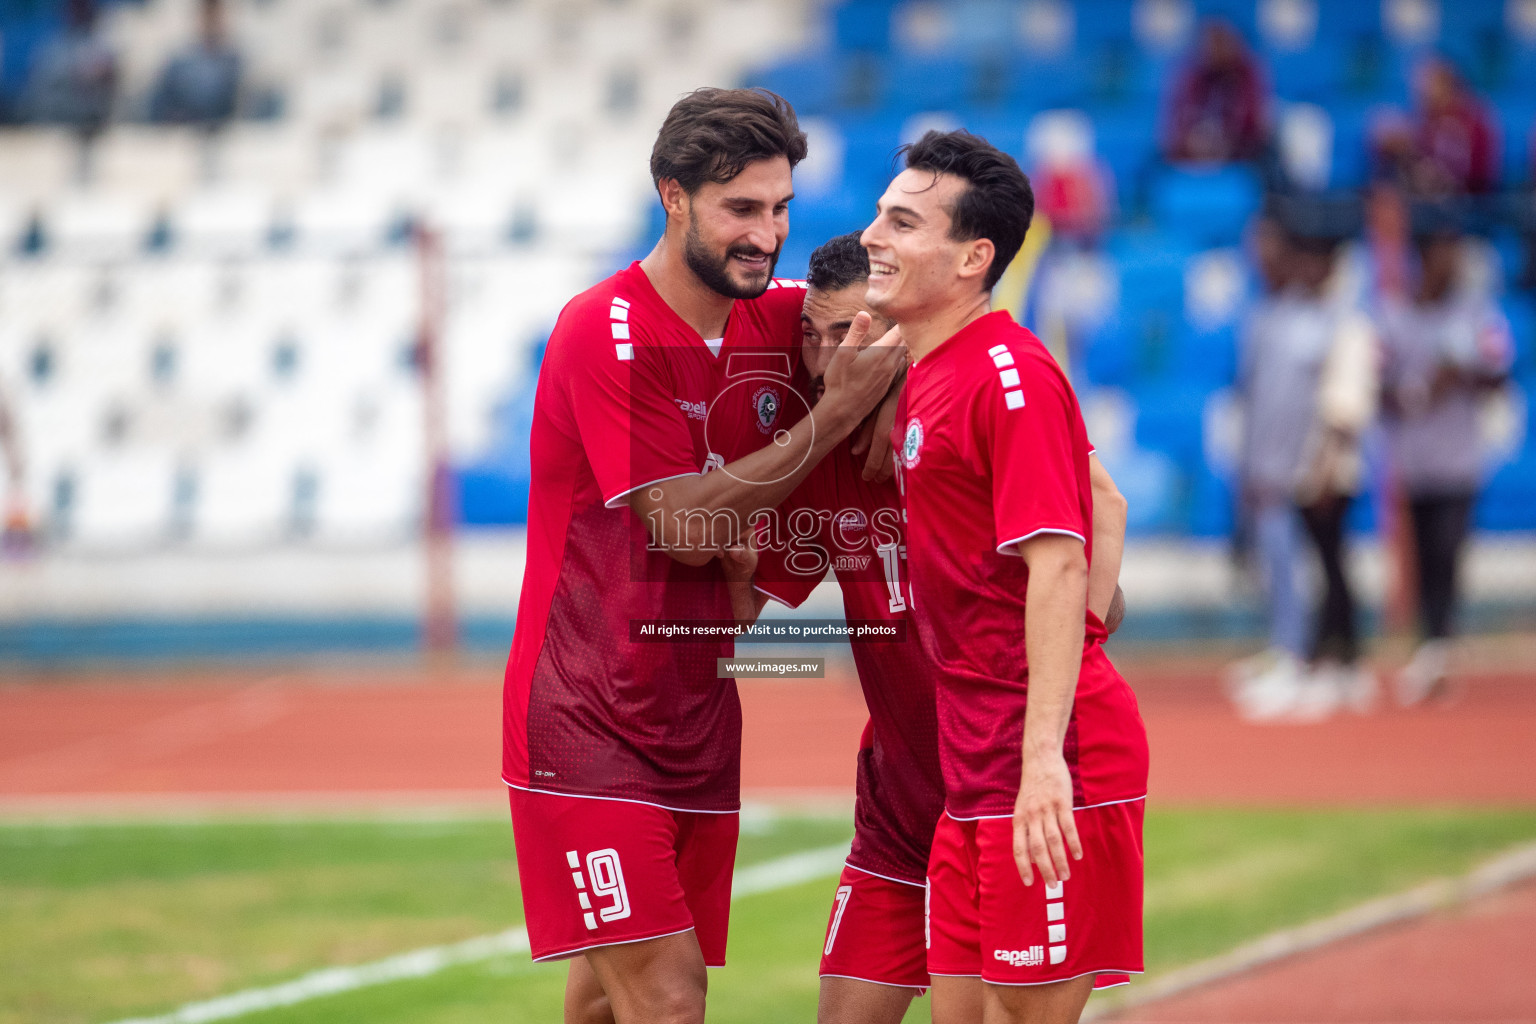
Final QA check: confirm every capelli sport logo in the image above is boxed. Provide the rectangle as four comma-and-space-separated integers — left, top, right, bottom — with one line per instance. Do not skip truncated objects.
902, 419, 924, 468
994, 946, 1044, 967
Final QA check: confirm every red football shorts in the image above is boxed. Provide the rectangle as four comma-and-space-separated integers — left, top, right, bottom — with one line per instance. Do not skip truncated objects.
819, 864, 930, 990
508, 788, 739, 965
927, 799, 1144, 988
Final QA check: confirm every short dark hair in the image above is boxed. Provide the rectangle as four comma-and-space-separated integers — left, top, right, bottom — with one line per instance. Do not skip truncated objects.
806, 232, 870, 292
900, 130, 1034, 291
650, 88, 808, 195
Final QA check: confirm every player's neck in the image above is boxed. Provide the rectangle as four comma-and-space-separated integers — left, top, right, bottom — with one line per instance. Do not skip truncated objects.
901, 292, 994, 363
639, 241, 734, 340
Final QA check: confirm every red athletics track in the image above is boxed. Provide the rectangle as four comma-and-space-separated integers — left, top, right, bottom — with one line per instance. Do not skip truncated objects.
1, 658, 1533, 808
1, 655, 1533, 1023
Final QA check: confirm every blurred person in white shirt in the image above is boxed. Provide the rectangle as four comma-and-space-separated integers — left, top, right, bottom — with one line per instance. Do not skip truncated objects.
1378, 217, 1514, 704
1232, 211, 1378, 721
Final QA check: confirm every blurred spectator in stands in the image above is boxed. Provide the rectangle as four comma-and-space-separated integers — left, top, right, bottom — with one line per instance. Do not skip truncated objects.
149, 0, 242, 127
1372, 59, 1498, 197
1164, 20, 1270, 164
1230, 214, 1377, 721
22, 0, 118, 133
1379, 219, 1514, 705
1029, 110, 1112, 246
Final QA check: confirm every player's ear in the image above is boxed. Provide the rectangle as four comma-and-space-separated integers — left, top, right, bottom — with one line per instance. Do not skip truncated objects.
658, 179, 688, 223
958, 238, 994, 285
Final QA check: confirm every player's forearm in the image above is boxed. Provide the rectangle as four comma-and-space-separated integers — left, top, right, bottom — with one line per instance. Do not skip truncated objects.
630, 402, 863, 560
1087, 456, 1127, 622
1019, 543, 1088, 763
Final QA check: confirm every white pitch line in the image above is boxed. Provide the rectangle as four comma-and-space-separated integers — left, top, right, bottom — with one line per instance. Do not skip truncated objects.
106, 841, 852, 1024
1084, 839, 1536, 1021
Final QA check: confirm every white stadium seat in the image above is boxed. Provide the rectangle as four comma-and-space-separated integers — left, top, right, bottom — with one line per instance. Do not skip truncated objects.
46, 190, 158, 260
172, 185, 277, 257
64, 446, 179, 549
188, 443, 299, 546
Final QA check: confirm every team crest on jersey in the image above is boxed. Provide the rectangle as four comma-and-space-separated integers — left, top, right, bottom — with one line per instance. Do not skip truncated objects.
902, 419, 924, 468
753, 385, 782, 433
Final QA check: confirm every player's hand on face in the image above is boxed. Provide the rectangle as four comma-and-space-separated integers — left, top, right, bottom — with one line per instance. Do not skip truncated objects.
822, 313, 906, 422
1012, 751, 1083, 888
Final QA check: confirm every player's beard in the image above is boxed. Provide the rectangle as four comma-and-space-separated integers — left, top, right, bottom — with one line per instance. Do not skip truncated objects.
683, 215, 779, 300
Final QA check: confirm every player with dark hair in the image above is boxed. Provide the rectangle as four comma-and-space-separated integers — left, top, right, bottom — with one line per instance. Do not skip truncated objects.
866, 130, 1147, 1024
738, 229, 1127, 1024
503, 87, 904, 1024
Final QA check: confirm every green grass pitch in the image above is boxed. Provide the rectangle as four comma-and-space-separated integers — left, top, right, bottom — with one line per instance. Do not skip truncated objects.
3, 808, 1535, 1024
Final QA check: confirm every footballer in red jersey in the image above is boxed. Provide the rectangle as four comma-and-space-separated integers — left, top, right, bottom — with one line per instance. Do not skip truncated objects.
504, 88, 905, 1024
744, 232, 1129, 1024
749, 234, 942, 1022
863, 131, 1147, 1024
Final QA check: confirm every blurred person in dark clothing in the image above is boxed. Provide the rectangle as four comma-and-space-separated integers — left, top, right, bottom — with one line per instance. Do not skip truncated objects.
1379, 222, 1514, 704
149, 0, 242, 126
1372, 59, 1498, 197
1164, 20, 1270, 164
1231, 216, 1377, 721
22, 0, 118, 132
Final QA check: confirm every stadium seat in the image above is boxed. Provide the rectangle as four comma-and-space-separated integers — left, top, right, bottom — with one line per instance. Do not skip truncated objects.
287, 186, 401, 255
45, 190, 158, 259
92, 127, 207, 206
832, 0, 896, 53
172, 185, 276, 257
187, 444, 300, 547
882, 53, 980, 115
64, 447, 179, 549
1148, 164, 1263, 246
311, 441, 425, 545
1255, 0, 1319, 51
0, 128, 80, 206
1274, 102, 1334, 190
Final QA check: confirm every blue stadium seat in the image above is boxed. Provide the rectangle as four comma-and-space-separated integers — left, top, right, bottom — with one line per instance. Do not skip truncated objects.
1071, 0, 1137, 47
1316, 1, 1380, 41
831, 0, 897, 53
1148, 164, 1262, 246
1326, 101, 1375, 188
836, 112, 909, 192
1000, 52, 1093, 110
1440, 0, 1504, 40
1263, 38, 1349, 101
1478, 446, 1536, 531
1193, 0, 1259, 37
1188, 458, 1236, 537
1092, 108, 1161, 205
882, 53, 981, 114
747, 54, 844, 117
1504, 294, 1535, 379
1130, 382, 1208, 471
1171, 321, 1239, 388
1494, 98, 1536, 186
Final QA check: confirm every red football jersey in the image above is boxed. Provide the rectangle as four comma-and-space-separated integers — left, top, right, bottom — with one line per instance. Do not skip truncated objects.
754, 415, 944, 885
895, 311, 1147, 820
503, 264, 807, 812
